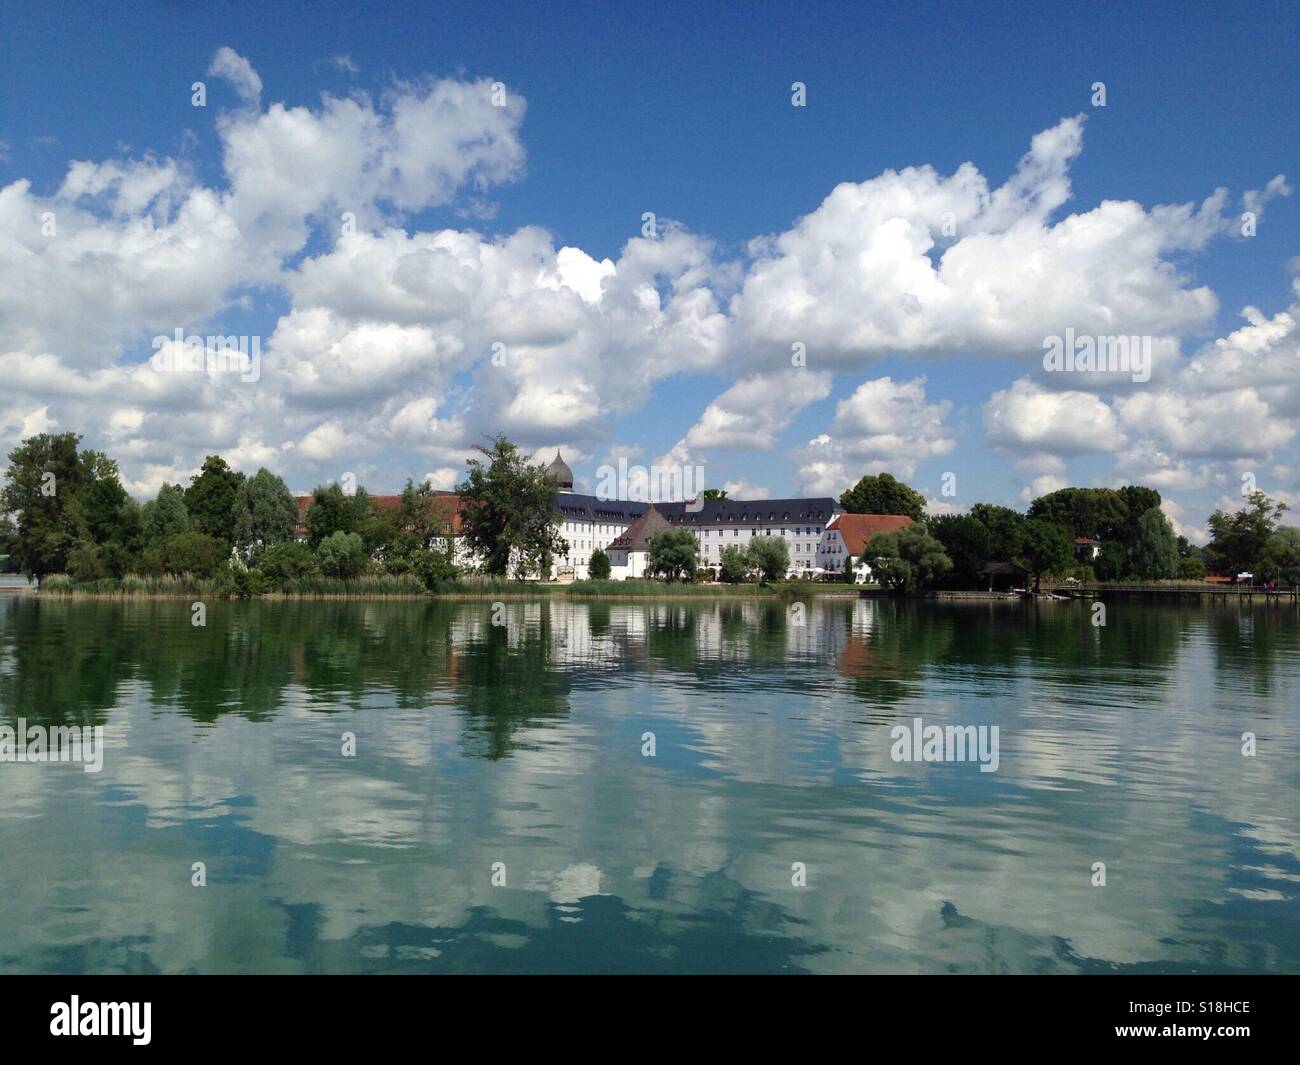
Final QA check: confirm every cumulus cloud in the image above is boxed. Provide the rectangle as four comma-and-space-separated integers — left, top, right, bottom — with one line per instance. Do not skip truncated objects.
794, 375, 955, 494
984, 378, 1124, 455
684, 370, 830, 450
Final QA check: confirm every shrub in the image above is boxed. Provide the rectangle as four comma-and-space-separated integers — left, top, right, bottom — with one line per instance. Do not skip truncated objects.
67, 541, 107, 582
148, 530, 226, 578
588, 548, 611, 580
316, 531, 367, 579
255, 540, 317, 585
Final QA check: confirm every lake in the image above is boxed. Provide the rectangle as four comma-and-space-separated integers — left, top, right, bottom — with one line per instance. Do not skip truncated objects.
1, 594, 1297, 974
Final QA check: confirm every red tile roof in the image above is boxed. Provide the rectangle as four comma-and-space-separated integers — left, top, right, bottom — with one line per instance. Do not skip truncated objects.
828, 513, 913, 555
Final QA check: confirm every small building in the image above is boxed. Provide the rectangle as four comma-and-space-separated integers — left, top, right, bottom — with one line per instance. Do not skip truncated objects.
606, 504, 674, 579
818, 514, 914, 583
984, 561, 1027, 592
1074, 536, 1102, 560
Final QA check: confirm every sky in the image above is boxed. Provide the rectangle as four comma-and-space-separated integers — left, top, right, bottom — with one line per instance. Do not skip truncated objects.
0, 0, 1297, 542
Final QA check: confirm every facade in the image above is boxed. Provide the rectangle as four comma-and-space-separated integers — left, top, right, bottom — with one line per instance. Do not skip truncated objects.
1074, 536, 1102, 560
818, 513, 914, 583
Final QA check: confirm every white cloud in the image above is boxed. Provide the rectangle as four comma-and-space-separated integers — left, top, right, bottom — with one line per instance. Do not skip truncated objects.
985, 378, 1124, 454
208, 47, 263, 104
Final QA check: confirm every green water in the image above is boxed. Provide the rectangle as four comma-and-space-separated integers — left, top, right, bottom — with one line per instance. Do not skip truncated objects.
0, 594, 1297, 974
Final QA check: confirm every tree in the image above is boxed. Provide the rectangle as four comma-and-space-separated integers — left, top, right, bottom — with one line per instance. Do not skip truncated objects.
316, 531, 368, 579
1265, 526, 1300, 585
412, 544, 458, 590
747, 535, 790, 583
184, 456, 246, 545
1131, 506, 1178, 579
306, 482, 371, 548
1176, 557, 1207, 581
866, 524, 952, 593
927, 514, 992, 588
968, 503, 1028, 562
1094, 540, 1128, 581
701, 488, 729, 501
0, 432, 117, 580
142, 483, 191, 548
231, 468, 298, 562
719, 544, 752, 583
1014, 519, 1074, 590
1206, 492, 1289, 576
647, 528, 698, 581
1028, 487, 1131, 541
457, 435, 566, 578
588, 548, 611, 580
839, 472, 925, 521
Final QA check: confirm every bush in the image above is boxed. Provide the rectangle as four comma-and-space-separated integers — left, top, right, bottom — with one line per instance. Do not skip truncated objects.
149, 530, 226, 578
255, 540, 317, 586
588, 548, 611, 580
67, 541, 107, 582
316, 531, 367, 579
411, 546, 458, 590
1177, 557, 1207, 581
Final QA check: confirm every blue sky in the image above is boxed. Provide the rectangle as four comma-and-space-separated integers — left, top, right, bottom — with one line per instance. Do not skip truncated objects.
1, 0, 1297, 538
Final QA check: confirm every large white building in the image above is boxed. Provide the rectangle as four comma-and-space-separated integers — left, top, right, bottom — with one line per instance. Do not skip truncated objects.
544, 452, 844, 580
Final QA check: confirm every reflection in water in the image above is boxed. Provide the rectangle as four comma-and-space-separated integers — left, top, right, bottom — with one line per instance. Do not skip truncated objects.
0, 595, 1297, 973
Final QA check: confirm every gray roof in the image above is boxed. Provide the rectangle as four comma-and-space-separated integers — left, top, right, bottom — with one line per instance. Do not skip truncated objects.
609, 505, 674, 552
554, 494, 840, 527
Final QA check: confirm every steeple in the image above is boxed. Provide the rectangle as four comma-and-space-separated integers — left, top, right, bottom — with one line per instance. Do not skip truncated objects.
546, 450, 574, 492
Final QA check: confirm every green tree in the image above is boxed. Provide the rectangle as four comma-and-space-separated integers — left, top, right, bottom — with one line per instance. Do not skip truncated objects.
701, 488, 729, 501
648, 528, 698, 581
866, 524, 952, 593
1176, 556, 1207, 581
1028, 487, 1131, 541
927, 514, 993, 588
412, 543, 458, 590
457, 435, 566, 578
142, 483, 191, 548
184, 456, 246, 545
1094, 540, 1128, 581
719, 544, 752, 583
747, 535, 790, 583
1206, 492, 1289, 576
1265, 526, 1300, 585
231, 468, 298, 562
1131, 506, 1178, 579
1014, 519, 1074, 590
316, 531, 368, 579
968, 503, 1029, 562
588, 548, 611, 580
0, 432, 117, 580
306, 482, 371, 548
839, 472, 926, 521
